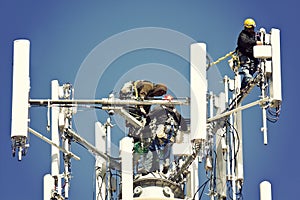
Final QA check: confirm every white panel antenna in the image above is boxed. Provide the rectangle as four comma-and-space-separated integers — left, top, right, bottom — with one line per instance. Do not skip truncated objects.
270, 28, 282, 107
11, 39, 30, 161
190, 43, 207, 141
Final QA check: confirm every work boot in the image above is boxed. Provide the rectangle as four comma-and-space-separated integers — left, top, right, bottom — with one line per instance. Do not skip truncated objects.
241, 77, 253, 91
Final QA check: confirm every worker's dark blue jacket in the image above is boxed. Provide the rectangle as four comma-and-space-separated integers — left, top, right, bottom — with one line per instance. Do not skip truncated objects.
237, 29, 258, 60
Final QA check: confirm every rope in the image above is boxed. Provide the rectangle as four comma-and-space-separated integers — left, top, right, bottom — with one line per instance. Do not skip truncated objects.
133, 81, 139, 99
207, 50, 236, 70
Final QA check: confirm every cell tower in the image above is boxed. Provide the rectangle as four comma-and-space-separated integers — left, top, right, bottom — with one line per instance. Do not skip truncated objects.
10, 27, 281, 200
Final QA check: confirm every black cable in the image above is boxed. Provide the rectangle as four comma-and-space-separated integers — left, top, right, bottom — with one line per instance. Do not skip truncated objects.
192, 179, 210, 200
110, 170, 113, 199
266, 106, 281, 123
204, 150, 218, 199
212, 150, 218, 193
206, 55, 212, 71
225, 120, 240, 161
199, 180, 210, 200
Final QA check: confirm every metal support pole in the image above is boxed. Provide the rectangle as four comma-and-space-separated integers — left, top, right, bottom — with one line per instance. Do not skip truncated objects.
95, 122, 106, 200
29, 98, 189, 106
233, 73, 244, 198
215, 92, 227, 199
260, 61, 268, 145
105, 117, 112, 200
229, 114, 236, 200
208, 92, 215, 199
62, 135, 71, 199
224, 76, 232, 198
190, 160, 199, 200
234, 108, 244, 189
261, 105, 268, 145
44, 174, 55, 200
51, 80, 62, 196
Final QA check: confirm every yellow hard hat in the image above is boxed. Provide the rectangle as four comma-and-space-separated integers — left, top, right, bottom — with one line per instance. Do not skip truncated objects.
244, 18, 256, 29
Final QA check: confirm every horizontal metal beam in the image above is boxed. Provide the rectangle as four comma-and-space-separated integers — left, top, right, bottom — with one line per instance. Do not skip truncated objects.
29, 98, 190, 106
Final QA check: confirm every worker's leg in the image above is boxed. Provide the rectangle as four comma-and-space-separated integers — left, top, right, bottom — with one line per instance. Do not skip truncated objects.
241, 64, 253, 89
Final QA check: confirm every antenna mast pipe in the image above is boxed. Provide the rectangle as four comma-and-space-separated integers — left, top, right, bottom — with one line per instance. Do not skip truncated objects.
29, 98, 189, 106
207, 98, 269, 123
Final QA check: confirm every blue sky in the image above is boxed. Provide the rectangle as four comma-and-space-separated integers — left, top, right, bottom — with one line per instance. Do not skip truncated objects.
0, 1, 298, 199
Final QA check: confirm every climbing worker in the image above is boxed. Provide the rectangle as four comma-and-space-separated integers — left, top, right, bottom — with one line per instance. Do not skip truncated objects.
236, 18, 262, 90
146, 95, 187, 174
133, 95, 188, 175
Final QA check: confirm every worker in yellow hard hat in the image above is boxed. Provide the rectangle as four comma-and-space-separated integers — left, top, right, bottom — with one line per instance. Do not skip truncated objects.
244, 18, 256, 29
236, 18, 262, 90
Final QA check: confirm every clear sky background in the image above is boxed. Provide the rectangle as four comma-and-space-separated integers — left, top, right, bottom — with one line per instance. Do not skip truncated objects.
0, 1, 298, 199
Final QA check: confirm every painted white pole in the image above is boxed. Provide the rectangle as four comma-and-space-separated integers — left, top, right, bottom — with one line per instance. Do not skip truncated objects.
95, 122, 106, 200
234, 74, 244, 197
51, 80, 61, 196
120, 137, 133, 200
215, 92, 227, 198
190, 161, 199, 200
63, 138, 70, 199
261, 75, 268, 145
260, 181, 272, 200
106, 117, 112, 200
229, 113, 236, 200
11, 39, 30, 161
43, 174, 54, 200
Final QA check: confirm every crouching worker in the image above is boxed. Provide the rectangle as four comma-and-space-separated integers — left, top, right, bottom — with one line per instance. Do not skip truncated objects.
119, 80, 167, 137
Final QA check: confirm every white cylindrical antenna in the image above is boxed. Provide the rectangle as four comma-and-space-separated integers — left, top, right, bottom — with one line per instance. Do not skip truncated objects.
11, 39, 30, 161
190, 43, 207, 141
260, 181, 272, 200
